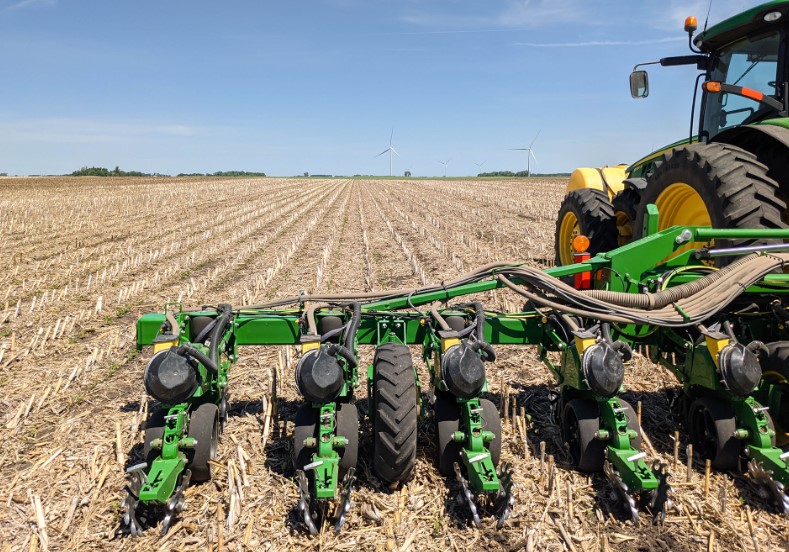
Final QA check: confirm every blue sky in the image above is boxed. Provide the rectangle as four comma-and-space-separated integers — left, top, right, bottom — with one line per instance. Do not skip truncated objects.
0, 0, 757, 176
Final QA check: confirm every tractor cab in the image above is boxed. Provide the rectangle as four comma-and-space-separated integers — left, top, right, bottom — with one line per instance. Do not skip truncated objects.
631, 2, 789, 143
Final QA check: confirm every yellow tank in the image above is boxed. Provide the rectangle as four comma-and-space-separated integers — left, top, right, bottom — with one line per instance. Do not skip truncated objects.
566, 165, 629, 201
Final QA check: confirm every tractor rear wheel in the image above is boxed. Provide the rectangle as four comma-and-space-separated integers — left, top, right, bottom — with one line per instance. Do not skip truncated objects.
633, 143, 785, 254
555, 189, 617, 266
372, 343, 418, 485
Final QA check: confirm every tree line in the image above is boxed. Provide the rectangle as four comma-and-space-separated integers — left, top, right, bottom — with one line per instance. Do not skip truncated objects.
69, 167, 266, 177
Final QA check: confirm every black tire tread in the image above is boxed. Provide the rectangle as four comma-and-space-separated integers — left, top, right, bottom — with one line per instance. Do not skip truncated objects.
555, 189, 618, 265
373, 343, 418, 484
634, 143, 786, 250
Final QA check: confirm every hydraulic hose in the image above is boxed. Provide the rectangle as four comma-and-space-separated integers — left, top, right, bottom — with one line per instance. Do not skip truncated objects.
327, 344, 358, 369
177, 343, 218, 372
344, 302, 362, 351
209, 303, 233, 365
472, 302, 485, 343
430, 302, 452, 331
497, 252, 789, 327
581, 253, 761, 309
245, 261, 522, 309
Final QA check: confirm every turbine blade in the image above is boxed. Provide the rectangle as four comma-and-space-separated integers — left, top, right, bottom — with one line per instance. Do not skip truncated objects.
376, 148, 390, 157
509, 148, 528, 151
390, 128, 394, 146
530, 150, 537, 162
529, 129, 541, 148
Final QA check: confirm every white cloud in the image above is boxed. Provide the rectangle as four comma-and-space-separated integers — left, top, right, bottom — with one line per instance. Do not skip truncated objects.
0, 118, 199, 144
1, 0, 56, 13
515, 37, 683, 48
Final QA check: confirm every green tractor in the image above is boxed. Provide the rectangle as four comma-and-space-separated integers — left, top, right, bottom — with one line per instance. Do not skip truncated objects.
556, 0, 789, 267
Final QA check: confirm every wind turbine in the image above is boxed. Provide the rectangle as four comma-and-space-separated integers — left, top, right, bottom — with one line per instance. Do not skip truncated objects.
510, 130, 541, 177
473, 161, 486, 175
375, 129, 399, 177
438, 158, 451, 178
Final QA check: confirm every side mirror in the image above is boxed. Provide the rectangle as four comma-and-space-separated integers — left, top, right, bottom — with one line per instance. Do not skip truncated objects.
630, 70, 649, 99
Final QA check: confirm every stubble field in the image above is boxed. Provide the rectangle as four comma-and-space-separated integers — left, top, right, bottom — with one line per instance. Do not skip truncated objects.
0, 176, 787, 551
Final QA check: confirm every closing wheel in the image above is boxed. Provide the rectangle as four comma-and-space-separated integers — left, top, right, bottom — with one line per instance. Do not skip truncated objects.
435, 396, 462, 476
292, 405, 318, 472
372, 343, 418, 484
336, 402, 359, 479
563, 399, 605, 472
633, 143, 785, 258
617, 399, 643, 452
688, 397, 740, 471
611, 189, 641, 248
143, 408, 167, 468
479, 399, 502, 467
188, 403, 219, 482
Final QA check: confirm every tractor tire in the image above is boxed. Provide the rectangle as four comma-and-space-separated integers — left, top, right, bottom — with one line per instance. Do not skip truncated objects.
143, 408, 167, 468
292, 404, 318, 472
688, 396, 740, 471
611, 189, 642, 248
633, 143, 785, 255
372, 343, 418, 485
563, 399, 606, 472
336, 402, 359, 479
188, 403, 220, 482
555, 189, 617, 266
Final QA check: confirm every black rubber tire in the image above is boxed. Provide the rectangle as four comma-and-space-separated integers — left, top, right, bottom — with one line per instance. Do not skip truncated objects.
688, 396, 740, 471
188, 403, 219, 482
555, 189, 618, 266
435, 396, 462, 476
372, 343, 418, 484
336, 402, 359, 479
479, 398, 502, 467
143, 408, 167, 468
189, 316, 214, 343
617, 399, 643, 452
563, 399, 605, 472
611, 188, 642, 248
633, 143, 786, 256
292, 404, 318, 472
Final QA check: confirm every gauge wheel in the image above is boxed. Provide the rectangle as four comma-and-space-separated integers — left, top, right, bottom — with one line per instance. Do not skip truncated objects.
563, 399, 606, 472
688, 396, 740, 471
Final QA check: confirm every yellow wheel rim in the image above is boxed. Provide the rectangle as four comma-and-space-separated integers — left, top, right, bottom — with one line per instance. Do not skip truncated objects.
614, 210, 633, 247
558, 211, 579, 265
654, 182, 712, 230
